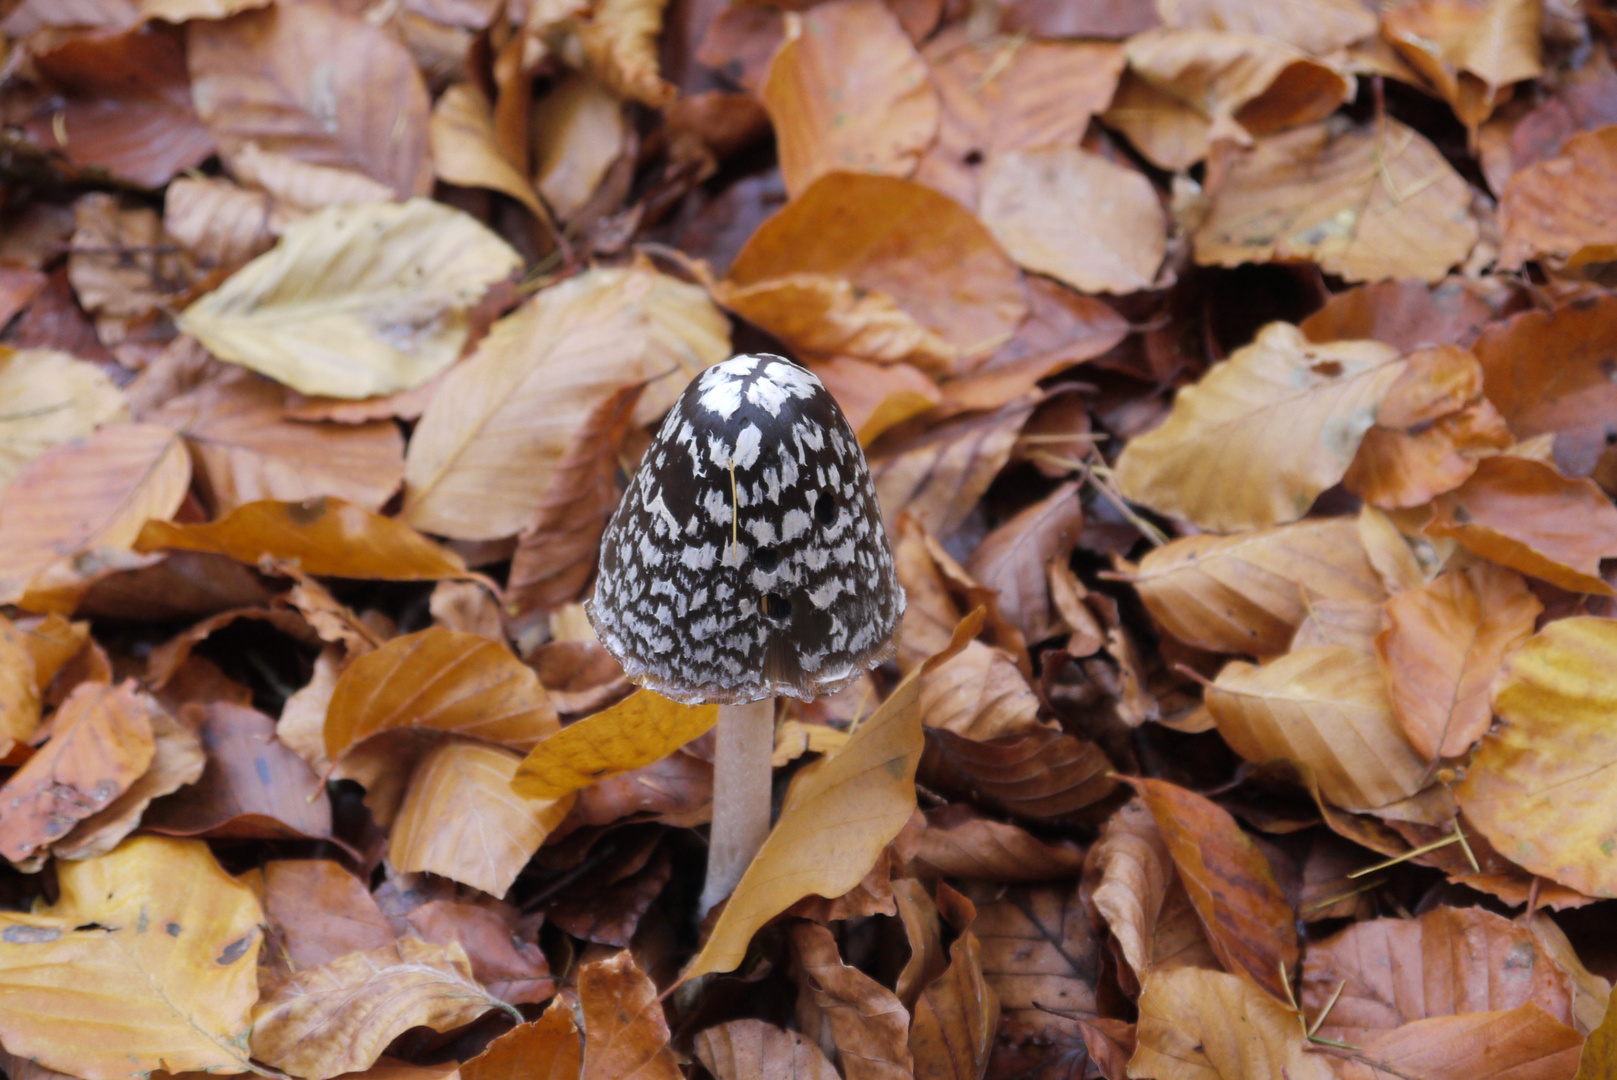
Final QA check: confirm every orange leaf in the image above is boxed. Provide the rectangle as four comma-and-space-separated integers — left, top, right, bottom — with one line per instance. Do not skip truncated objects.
580, 951, 680, 1080
325, 627, 559, 760
1324, 1005, 1582, 1080
793, 921, 915, 1080
1383, 0, 1541, 132
510, 689, 717, 801
1087, 797, 1173, 990
909, 885, 998, 1080
463, 1004, 582, 1080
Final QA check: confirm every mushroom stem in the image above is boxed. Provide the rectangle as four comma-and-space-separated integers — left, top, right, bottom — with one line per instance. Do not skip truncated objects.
699, 696, 776, 918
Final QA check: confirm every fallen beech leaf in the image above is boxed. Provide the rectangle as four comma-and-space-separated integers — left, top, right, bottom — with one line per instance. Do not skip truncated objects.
431, 82, 547, 220
531, 73, 629, 223
0, 681, 157, 865
507, 381, 648, 617
579, 950, 680, 1080
909, 886, 998, 1080
1299, 278, 1492, 351
179, 200, 521, 399
390, 739, 573, 898
135, 497, 471, 581
257, 859, 395, 977
545, 842, 671, 947
578, 0, 676, 107
793, 921, 915, 1080
230, 142, 399, 219
966, 481, 1082, 642
1344, 398, 1512, 509
20, 614, 89, 691
872, 393, 1038, 536
1127, 516, 1385, 656
1087, 798, 1173, 990
1194, 119, 1479, 283
1579, 990, 1617, 1079
1500, 126, 1617, 271
1157, 0, 1376, 54
403, 264, 729, 539
1116, 323, 1405, 531
1426, 454, 1617, 594
974, 883, 1099, 1035
511, 690, 718, 801
67, 194, 194, 322
163, 175, 275, 268
144, 606, 318, 690
149, 370, 404, 513
722, 172, 1027, 373
813, 358, 940, 446
0, 422, 190, 604
1300, 905, 1575, 1032
326, 627, 559, 760
250, 937, 515, 1079
403, 897, 554, 1005
979, 147, 1165, 295
1323, 1004, 1583, 1080
1376, 563, 1541, 760
1383, 0, 1541, 133
567, 744, 712, 829
188, 3, 431, 196
0, 615, 41, 756
762, 0, 938, 197
1130, 967, 1333, 1080
23, 23, 213, 188
907, 805, 1086, 881
0, 836, 260, 1080
917, 640, 1042, 741
696, 1019, 840, 1080
142, 701, 334, 842
682, 621, 962, 980
463, 1003, 581, 1080
1209, 645, 1427, 811
1457, 617, 1617, 897
919, 725, 1115, 821
0, 348, 128, 491
1474, 294, 1617, 477
1127, 777, 1295, 1001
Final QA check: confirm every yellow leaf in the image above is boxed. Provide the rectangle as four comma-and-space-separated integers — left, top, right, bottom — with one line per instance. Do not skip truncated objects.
511, 689, 719, 801
179, 199, 522, 398
1457, 616, 1617, 898
0, 347, 128, 492
1129, 967, 1334, 1080
0, 836, 262, 1080
1115, 323, 1405, 532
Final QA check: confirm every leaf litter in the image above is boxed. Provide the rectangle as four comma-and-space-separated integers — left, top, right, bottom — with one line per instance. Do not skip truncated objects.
5, 1, 1617, 1078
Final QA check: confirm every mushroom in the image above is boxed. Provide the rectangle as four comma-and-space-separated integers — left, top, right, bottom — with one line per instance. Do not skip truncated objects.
587, 353, 905, 916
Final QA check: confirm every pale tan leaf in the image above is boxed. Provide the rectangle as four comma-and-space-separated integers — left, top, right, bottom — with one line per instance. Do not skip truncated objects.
0, 614, 40, 755
1157, 0, 1377, 54
531, 74, 628, 222
1130, 967, 1334, 1080
0, 836, 261, 1080
163, 176, 275, 268
232, 142, 399, 218
251, 938, 513, 1079
1087, 797, 1172, 989
0, 348, 127, 493
178, 199, 521, 399
696, 1019, 840, 1080
909, 887, 998, 1080
578, 0, 676, 108
431, 82, 547, 220
1115, 323, 1405, 532
1383, 0, 1542, 132
389, 739, 573, 898
403, 264, 728, 539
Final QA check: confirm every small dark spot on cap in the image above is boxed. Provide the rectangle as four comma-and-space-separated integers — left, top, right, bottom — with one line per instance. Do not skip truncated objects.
814, 495, 837, 527
762, 593, 792, 620
753, 546, 779, 573
287, 497, 329, 527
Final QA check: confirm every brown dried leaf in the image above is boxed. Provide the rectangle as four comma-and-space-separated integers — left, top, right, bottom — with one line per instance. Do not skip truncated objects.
326, 627, 558, 760
907, 805, 1086, 881
871, 394, 1037, 537
1158, 0, 1376, 54
1130, 966, 1333, 1080
920, 725, 1115, 821
532, 74, 629, 223
0, 681, 157, 865
390, 739, 573, 898
403, 897, 554, 1005
762, 0, 938, 197
1299, 278, 1492, 351
0, 615, 42, 756
1325, 1004, 1583, 1080
1086, 797, 1172, 989
1194, 119, 1479, 282
793, 921, 915, 1080
403, 265, 729, 539
696, 1019, 840, 1080
1114, 322, 1405, 532
966, 481, 1082, 642
463, 1004, 581, 1080
250, 937, 513, 1080
257, 859, 396, 977
431, 82, 547, 220
814, 358, 941, 446
1375, 562, 1541, 760
580, 950, 680, 1080
578, 0, 676, 107
1426, 454, 1617, 594
0, 422, 190, 604
1383, 0, 1542, 133
1499, 125, 1617, 271
163, 176, 275, 268
188, 4, 431, 197
909, 886, 998, 1080
974, 883, 1099, 1035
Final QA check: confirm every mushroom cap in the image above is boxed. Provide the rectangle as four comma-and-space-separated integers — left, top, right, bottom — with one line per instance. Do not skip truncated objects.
587, 354, 905, 704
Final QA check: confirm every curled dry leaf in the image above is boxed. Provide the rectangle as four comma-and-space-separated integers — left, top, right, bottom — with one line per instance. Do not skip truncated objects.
403, 264, 729, 540
136, 497, 471, 581
1127, 516, 1385, 656
178, 199, 521, 399
0, 681, 157, 865
918, 640, 1042, 741
0, 836, 260, 1080
250, 937, 516, 1080
966, 480, 1082, 642
721, 172, 1027, 373
578, 0, 677, 108
814, 358, 940, 446
325, 627, 559, 760
919, 725, 1116, 821
1207, 645, 1428, 811
762, 0, 938, 197
511, 689, 717, 801
978, 147, 1166, 295
1382, 0, 1542, 133
390, 738, 574, 898
1194, 118, 1480, 283
0, 422, 190, 604
0, 348, 128, 491
696, 1019, 840, 1080
150, 369, 404, 513
793, 921, 915, 1080
1375, 562, 1541, 761
1425, 454, 1617, 594
1127, 777, 1296, 1001
1157, 0, 1376, 55
1115, 323, 1405, 532
1457, 617, 1617, 898
579, 950, 681, 1080
1500, 126, 1617, 271
872, 393, 1038, 537
462, 1003, 582, 1080
1130, 966, 1334, 1080
907, 805, 1086, 881
909, 886, 998, 1080
431, 82, 547, 221
1086, 797, 1172, 989
188, 3, 431, 197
